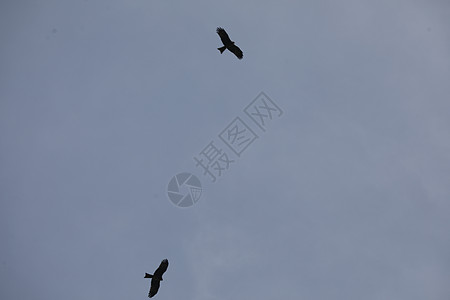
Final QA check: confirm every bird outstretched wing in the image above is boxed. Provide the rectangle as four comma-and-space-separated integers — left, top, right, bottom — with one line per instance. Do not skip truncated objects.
154, 259, 169, 278
149, 279, 160, 298
228, 43, 243, 59
216, 27, 232, 45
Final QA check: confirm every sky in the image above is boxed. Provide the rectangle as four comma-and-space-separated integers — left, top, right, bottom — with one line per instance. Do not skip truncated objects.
1, 0, 450, 299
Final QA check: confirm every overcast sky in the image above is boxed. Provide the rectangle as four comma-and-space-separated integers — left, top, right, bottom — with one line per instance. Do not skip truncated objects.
1, 0, 450, 299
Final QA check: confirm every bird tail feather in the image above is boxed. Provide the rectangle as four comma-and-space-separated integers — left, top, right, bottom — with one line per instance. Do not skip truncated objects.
144, 273, 153, 278
218, 46, 226, 53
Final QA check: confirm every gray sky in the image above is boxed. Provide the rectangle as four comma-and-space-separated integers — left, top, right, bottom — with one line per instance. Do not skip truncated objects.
1, 0, 450, 299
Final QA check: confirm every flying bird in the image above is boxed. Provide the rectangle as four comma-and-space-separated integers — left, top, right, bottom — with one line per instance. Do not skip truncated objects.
216, 27, 243, 59
145, 259, 169, 298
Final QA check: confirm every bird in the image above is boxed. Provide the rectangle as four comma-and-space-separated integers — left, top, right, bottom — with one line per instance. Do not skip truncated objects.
216, 27, 243, 59
145, 259, 169, 298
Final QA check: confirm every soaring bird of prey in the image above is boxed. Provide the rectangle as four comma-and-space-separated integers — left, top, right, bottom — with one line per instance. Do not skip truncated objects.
216, 27, 243, 59
145, 259, 169, 298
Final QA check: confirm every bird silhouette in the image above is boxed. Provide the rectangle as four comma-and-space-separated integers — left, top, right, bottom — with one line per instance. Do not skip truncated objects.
145, 259, 169, 298
216, 27, 243, 59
